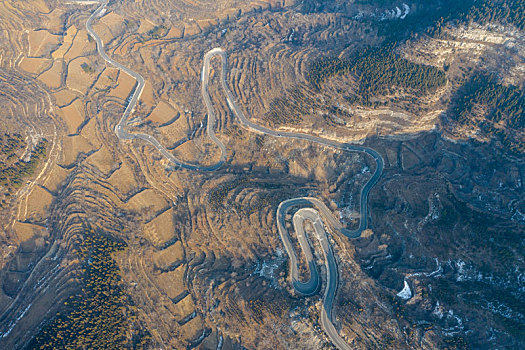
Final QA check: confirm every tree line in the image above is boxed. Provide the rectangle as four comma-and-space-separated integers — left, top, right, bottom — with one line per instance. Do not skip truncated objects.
0, 137, 48, 195
451, 73, 525, 154
375, 0, 525, 41
27, 230, 151, 349
307, 45, 447, 102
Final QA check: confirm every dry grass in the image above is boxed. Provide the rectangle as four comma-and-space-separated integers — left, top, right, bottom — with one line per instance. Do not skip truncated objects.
52, 26, 77, 60
28, 0, 49, 13
171, 141, 202, 162
132, 39, 165, 52
92, 22, 114, 45
42, 163, 71, 193
58, 98, 85, 134
59, 135, 95, 166
147, 100, 176, 124
166, 26, 183, 39
53, 89, 78, 107
37, 60, 63, 89
159, 112, 190, 141
171, 138, 222, 167
169, 293, 195, 319
140, 80, 156, 106
184, 22, 201, 36
91, 12, 125, 44
93, 66, 119, 91
79, 114, 102, 149
18, 57, 52, 75
141, 208, 175, 246
114, 37, 136, 56
107, 163, 139, 195
128, 189, 168, 214
66, 57, 98, 95
196, 18, 218, 31
152, 241, 184, 269
63, 29, 95, 62
100, 11, 126, 35
251, 0, 272, 10
86, 145, 115, 174
28, 30, 60, 57
153, 265, 186, 300
137, 19, 157, 34
109, 71, 136, 100
13, 221, 46, 245
180, 315, 205, 342
24, 186, 53, 222
42, 8, 65, 32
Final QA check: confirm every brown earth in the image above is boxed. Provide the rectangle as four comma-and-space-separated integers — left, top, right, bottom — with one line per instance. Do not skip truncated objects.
0, 1, 523, 349
37, 59, 64, 89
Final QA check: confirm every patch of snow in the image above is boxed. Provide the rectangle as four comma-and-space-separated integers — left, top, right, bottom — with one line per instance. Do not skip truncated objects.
442, 309, 465, 336
0, 303, 32, 338
192, 329, 207, 345
485, 301, 525, 321
511, 209, 525, 222
65, 0, 101, 4
256, 260, 279, 279
358, 3, 410, 21
339, 205, 359, 223
287, 28, 295, 42
417, 193, 440, 231
432, 301, 445, 319
253, 249, 286, 287
397, 280, 412, 300
395, 7, 402, 18
353, 11, 364, 20
380, 4, 410, 21
400, 4, 410, 19
453, 260, 525, 296
217, 333, 223, 350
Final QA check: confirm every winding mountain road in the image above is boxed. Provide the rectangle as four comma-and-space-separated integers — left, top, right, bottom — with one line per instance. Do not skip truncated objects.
87, 1, 226, 171
292, 208, 351, 350
87, 2, 384, 348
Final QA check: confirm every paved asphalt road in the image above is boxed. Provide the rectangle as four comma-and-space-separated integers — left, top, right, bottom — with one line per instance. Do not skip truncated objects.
87, 3, 384, 348
294, 208, 352, 350
87, 1, 226, 171
276, 197, 380, 349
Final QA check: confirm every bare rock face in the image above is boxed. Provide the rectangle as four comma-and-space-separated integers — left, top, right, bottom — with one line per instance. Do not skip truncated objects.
0, 0, 523, 349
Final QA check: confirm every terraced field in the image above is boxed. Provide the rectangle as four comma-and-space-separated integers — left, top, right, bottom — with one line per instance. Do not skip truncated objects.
0, 0, 523, 349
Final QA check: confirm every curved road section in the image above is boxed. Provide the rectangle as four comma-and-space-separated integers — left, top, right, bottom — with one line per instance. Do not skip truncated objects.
87, 1, 226, 171
293, 208, 351, 350
276, 197, 378, 349
87, 2, 384, 349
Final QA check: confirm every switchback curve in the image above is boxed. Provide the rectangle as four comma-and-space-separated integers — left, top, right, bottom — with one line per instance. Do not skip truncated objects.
87, 3, 384, 348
